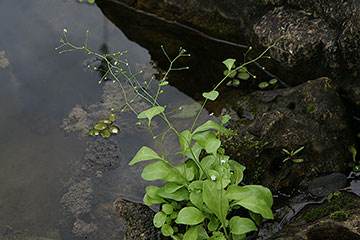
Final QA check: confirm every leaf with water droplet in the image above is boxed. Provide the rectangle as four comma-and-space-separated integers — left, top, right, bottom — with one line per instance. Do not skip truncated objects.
88, 129, 99, 136
94, 123, 107, 130
100, 129, 111, 138
202, 91, 219, 101
108, 126, 120, 134
258, 82, 269, 89
109, 114, 116, 122
98, 119, 112, 125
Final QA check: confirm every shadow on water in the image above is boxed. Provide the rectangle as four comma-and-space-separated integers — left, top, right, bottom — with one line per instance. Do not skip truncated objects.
96, 0, 271, 101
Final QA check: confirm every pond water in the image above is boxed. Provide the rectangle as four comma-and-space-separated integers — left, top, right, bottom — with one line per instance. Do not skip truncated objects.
0, 0, 253, 238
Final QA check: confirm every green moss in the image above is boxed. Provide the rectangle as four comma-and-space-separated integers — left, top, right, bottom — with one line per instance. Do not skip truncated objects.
330, 211, 348, 221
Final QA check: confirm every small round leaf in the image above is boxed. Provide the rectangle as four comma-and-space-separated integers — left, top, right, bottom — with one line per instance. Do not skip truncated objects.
94, 123, 107, 130
238, 72, 250, 80
109, 113, 116, 122
269, 78, 278, 85
258, 82, 269, 89
100, 129, 111, 138
88, 129, 99, 136
108, 126, 120, 134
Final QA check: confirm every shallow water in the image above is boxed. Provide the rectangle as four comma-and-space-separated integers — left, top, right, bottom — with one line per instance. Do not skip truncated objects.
0, 0, 227, 238
0, 0, 153, 237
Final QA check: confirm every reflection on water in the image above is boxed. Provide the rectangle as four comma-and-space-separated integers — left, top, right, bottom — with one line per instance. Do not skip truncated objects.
0, 0, 244, 238
0, 0, 150, 237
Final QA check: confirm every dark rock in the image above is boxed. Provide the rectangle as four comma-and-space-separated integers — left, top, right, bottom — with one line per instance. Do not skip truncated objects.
308, 173, 347, 197
100, 0, 360, 84
113, 199, 161, 240
223, 78, 354, 191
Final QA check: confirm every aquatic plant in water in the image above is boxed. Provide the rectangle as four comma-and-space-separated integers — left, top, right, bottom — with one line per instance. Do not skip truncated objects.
57, 29, 284, 239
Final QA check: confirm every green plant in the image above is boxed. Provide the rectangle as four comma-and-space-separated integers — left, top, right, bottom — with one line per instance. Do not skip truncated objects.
57, 29, 283, 239
282, 146, 304, 163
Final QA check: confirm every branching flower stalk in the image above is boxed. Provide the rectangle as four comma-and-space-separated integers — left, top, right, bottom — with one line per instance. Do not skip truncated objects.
58, 29, 283, 239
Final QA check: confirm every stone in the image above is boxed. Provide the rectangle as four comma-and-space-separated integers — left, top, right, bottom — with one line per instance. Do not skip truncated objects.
308, 173, 347, 197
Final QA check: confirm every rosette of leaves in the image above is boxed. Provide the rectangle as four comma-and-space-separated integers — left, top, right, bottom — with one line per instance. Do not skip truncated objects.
88, 113, 120, 138
129, 114, 274, 240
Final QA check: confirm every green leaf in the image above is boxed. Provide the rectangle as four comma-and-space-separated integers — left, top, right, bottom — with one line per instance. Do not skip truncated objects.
226, 185, 273, 208
143, 192, 166, 206
207, 214, 219, 232
222, 58, 236, 70
249, 211, 262, 226
158, 187, 190, 201
179, 130, 192, 152
237, 72, 250, 80
190, 191, 203, 210
292, 158, 304, 163
137, 106, 165, 124
158, 183, 184, 194
129, 146, 162, 165
154, 212, 167, 228
200, 155, 216, 172
100, 129, 111, 138
175, 207, 205, 225
198, 226, 210, 240
108, 126, 119, 134
202, 90, 219, 101
229, 216, 257, 235
349, 145, 357, 162
269, 78, 278, 85
193, 131, 216, 149
193, 120, 234, 135
94, 123, 107, 130
231, 166, 244, 185
145, 185, 161, 199
205, 138, 221, 155
229, 160, 246, 172
88, 129, 99, 136
223, 69, 237, 78
233, 197, 273, 219
162, 204, 174, 215
183, 225, 199, 240
141, 161, 177, 181
189, 180, 204, 191
161, 224, 174, 236
184, 142, 202, 161
109, 113, 116, 122
258, 82, 269, 89
232, 234, 246, 240
293, 146, 305, 155
221, 114, 231, 125
203, 180, 229, 227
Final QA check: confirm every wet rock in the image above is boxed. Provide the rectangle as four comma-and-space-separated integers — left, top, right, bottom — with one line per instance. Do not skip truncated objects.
269, 192, 360, 240
113, 199, 161, 240
103, 0, 360, 83
72, 218, 97, 238
223, 78, 354, 191
308, 173, 347, 197
60, 178, 93, 217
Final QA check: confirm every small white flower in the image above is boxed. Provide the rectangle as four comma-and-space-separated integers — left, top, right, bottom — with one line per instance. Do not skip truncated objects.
114, 61, 118, 65
221, 160, 226, 164
63, 28, 68, 33
211, 175, 216, 181
209, 112, 214, 116
289, 49, 293, 55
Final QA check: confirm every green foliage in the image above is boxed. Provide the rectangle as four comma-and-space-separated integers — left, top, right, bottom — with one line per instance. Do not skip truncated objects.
282, 146, 304, 163
88, 113, 120, 138
57, 29, 284, 239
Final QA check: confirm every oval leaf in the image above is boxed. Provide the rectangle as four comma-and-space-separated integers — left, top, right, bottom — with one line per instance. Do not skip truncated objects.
229, 216, 257, 235
258, 82, 269, 89
202, 90, 219, 101
137, 106, 165, 123
237, 72, 250, 80
175, 207, 205, 225
184, 226, 199, 240
129, 146, 162, 165
154, 212, 167, 228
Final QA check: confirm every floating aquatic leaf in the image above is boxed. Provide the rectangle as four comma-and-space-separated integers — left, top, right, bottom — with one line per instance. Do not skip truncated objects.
237, 72, 250, 80
100, 129, 111, 138
94, 123, 107, 130
258, 82, 269, 89
269, 78, 278, 85
109, 113, 116, 122
88, 129, 99, 136
98, 119, 112, 124
108, 126, 120, 134
223, 70, 237, 78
